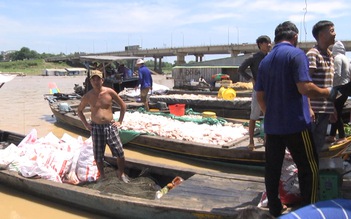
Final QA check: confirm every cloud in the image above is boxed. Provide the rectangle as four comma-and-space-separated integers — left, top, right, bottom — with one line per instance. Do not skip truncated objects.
1, 0, 350, 54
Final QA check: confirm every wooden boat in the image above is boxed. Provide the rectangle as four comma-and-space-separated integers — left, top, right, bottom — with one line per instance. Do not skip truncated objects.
150, 90, 251, 119
44, 94, 351, 166
152, 81, 254, 119
150, 87, 351, 120
0, 129, 269, 219
44, 94, 267, 165
0, 73, 17, 88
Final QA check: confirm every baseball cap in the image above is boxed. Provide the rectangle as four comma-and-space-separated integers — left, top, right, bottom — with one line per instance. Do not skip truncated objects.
90, 70, 103, 79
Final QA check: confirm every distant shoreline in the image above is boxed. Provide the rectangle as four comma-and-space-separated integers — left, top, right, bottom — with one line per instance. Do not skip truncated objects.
0, 72, 174, 89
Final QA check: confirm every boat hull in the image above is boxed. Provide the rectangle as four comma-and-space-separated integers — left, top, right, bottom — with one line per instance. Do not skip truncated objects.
0, 130, 267, 219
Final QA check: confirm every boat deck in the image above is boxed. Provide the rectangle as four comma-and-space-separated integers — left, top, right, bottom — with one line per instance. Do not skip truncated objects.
163, 174, 264, 212
105, 156, 267, 216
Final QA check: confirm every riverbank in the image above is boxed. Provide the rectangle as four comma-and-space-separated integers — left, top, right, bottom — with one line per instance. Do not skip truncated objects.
0, 59, 173, 76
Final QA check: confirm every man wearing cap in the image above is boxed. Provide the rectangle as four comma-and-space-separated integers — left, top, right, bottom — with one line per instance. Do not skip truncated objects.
238, 35, 272, 150
135, 58, 153, 111
77, 70, 130, 183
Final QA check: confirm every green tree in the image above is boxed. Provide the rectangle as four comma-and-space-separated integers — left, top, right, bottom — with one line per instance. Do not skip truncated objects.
9, 47, 40, 61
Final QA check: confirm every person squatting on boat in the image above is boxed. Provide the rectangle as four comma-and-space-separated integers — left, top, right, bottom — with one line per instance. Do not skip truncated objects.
255, 21, 339, 217
238, 35, 272, 150
77, 70, 130, 183
135, 58, 153, 111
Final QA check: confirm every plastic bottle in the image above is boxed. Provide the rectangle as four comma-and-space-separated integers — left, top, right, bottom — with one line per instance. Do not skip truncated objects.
155, 176, 184, 199
155, 186, 169, 199
172, 176, 184, 186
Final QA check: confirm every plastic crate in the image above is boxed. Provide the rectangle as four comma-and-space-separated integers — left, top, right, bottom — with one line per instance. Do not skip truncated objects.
319, 170, 342, 200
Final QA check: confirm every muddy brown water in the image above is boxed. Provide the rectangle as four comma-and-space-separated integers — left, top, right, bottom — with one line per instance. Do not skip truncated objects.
0, 74, 263, 218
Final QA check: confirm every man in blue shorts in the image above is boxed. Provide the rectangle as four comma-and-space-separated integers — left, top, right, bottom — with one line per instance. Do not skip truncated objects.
78, 70, 129, 183
255, 21, 338, 217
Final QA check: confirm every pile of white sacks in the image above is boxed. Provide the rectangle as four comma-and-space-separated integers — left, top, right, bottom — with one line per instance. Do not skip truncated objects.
0, 129, 98, 184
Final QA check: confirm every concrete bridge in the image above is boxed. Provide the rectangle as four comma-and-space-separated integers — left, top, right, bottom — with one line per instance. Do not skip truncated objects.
47, 40, 351, 72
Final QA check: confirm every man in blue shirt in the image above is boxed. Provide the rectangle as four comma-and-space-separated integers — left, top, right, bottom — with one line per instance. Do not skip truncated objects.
255, 21, 337, 217
135, 58, 153, 111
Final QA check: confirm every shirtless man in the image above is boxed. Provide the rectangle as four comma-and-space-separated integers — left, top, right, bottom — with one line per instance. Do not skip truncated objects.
78, 70, 129, 183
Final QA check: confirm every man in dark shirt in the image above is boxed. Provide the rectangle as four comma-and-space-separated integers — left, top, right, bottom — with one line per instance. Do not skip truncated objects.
255, 21, 336, 217
238, 35, 272, 150
117, 64, 131, 79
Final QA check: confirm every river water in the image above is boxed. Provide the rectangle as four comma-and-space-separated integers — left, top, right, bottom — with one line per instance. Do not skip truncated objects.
0, 75, 111, 219
0, 75, 263, 218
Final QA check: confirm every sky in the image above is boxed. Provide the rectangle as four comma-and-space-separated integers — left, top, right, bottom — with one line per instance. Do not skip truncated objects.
1, 0, 351, 63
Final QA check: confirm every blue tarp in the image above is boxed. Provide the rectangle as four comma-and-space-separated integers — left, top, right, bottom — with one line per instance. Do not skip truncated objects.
280, 199, 351, 219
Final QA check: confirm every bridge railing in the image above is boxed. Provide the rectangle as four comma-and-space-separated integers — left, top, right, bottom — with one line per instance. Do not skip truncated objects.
46, 40, 351, 62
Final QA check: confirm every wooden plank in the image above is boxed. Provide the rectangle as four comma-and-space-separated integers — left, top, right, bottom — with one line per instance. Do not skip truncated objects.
320, 138, 351, 158
222, 128, 261, 149
163, 174, 265, 209
222, 135, 250, 148
341, 143, 351, 156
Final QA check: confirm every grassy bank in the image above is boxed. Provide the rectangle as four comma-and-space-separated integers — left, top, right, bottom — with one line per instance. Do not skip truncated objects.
0, 59, 72, 76
0, 59, 173, 76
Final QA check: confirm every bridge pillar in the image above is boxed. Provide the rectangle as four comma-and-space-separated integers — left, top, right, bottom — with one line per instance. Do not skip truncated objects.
176, 53, 186, 65
158, 57, 163, 73
195, 54, 204, 62
153, 56, 163, 73
229, 49, 240, 57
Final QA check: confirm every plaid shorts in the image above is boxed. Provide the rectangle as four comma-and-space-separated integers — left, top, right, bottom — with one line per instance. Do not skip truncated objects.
91, 122, 124, 162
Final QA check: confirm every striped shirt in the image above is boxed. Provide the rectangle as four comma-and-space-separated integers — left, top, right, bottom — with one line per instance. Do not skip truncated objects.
306, 46, 334, 113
